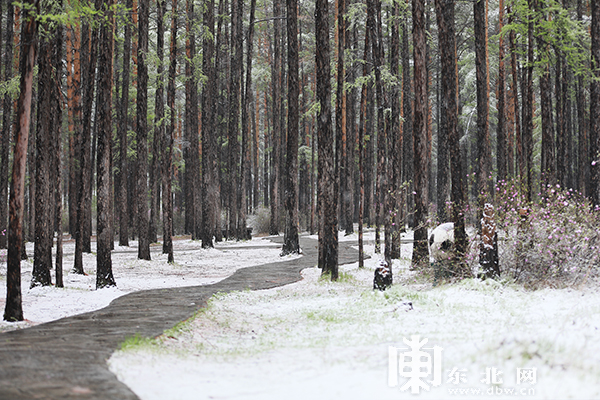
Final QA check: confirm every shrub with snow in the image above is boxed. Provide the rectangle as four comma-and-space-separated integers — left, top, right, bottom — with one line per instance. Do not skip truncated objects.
475, 180, 600, 288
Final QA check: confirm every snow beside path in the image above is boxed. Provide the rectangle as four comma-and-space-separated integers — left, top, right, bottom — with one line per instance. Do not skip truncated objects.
0, 236, 297, 331
108, 234, 600, 400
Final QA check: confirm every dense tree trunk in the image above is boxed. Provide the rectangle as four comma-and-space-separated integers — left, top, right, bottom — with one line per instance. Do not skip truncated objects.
523, 0, 535, 201
151, 0, 166, 246
201, 0, 218, 248
186, 0, 201, 240
270, 0, 282, 236
54, 6, 64, 287
536, 2, 555, 191
242, 0, 257, 218
164, 0, 178, 263
0, 3, 14, 250
316, 0, 338, 279
82, 5, 99, 254
96, 0, 116, 288
357, 10, 371, 269
136, 0, 151, 260
117, 0, 132, 247
32, 11, 56, 288
401, 7, 413, 229
335, 0, 347, 235
73, 14, 97, 274
496, 0, 507, 183
226, 0, 242, 239
4, 0, 37, 322
509, 5, 522, 182
389, 0, 401, 259
435, 0, 467, 274
474, 0, 491, 207
411, 0, 429, 269
555, 48, 565, 188
235, 0, 247, 239
576, 0, 589, 197
591, 0, 600, 206
282, 0, 300, 255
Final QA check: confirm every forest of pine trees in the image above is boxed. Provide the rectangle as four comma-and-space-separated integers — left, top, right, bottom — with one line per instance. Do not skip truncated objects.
2, 0, 599, 321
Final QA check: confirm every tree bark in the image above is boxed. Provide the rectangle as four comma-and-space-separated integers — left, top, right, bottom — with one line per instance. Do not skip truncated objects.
316, 0, 338, 279
411, 0, 430, 269
401, 5, 413, 229
474, 0, 491, 209
496, 0, 507, 183
4, 0, 37, 322
201, 0, 218, 248
270, 0, 282, 236
96, 0, 116, 288
0, 3, 14, 249
591, 0, 600, 206
151, 0, 166, 246
136, 0, 151, 260
282, 0, 300, 255
164, 0, 178, 263
435, 0, 467, 274
32, 10, 56, 288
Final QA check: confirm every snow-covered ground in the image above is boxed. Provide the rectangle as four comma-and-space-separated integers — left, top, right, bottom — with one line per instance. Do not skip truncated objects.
107, 233, 600, 400
2, 231, 600, 399
0, 236, 298, 331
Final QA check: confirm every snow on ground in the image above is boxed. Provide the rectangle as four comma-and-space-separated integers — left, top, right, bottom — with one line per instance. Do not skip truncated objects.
0, 235, 297, 331
108, 233, 600, 400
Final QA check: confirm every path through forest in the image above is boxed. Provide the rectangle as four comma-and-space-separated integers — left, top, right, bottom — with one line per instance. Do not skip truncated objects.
0, 237, 361, 399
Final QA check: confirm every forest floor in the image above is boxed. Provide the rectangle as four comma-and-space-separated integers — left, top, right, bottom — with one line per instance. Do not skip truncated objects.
1, 231, 600, 399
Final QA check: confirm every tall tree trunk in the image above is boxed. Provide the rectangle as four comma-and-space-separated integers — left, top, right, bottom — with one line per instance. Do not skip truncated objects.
164, 0, 178, 263
151, 0, 166, 246
235, 0, 247, 240
4, 0, 37, 322
358, 9, 371, 269
136, 0, 151, 260
335, 0, 347, 235
96, 0, 116, 288
389, 0, 401, 258
555, 47, 565, 188
73, 14, 96, 273
536, 2, 555, 191
0, 3, 14, 250
474, 0, 491, 209
185, 0, 200, 240
576, 0, 588, 197
523, 0, 535, 202
401, 5, 413, 229
282, 0, 300, 255
201, 0, 218, 248
270, 0, 282, 236
32, 8, 56, 288
242, 0, 257, 222
591, 0, 600, 206
509, 5, 522, 182
411, 0, 429, 268
316, 0, 338, 279
435, 0, 467, 274
54, 3, 64, 287
82, 4, 99, 254
496, 0, 507, 183
227, 0, 242, 239
117, 0, 132, 247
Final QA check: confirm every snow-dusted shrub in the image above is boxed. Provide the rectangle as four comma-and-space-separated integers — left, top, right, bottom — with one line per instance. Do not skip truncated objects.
247, 206, 271, 235
484, 180, 600, 287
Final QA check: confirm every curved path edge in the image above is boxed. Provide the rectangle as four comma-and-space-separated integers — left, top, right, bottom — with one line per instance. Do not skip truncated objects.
0, 237, 362, 400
